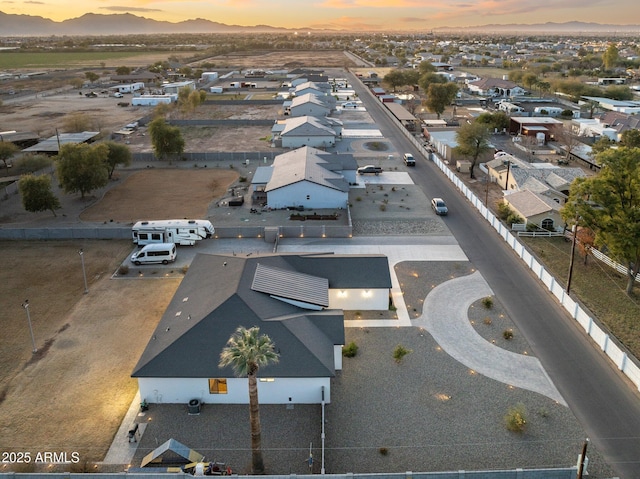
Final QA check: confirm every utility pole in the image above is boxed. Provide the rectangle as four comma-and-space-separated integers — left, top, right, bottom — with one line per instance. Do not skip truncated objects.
567, 218, 579, 294
577, 438, 589, 479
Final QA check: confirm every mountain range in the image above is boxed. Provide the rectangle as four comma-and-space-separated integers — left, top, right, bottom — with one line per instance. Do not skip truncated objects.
1, 12, 639, 36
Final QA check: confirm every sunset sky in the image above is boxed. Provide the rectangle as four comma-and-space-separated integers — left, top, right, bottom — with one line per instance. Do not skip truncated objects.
4, 0, 640, 30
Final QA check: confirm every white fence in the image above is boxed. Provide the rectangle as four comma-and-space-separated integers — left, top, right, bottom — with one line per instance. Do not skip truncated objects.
373, 86, 640, 393
430, 150, 640, 391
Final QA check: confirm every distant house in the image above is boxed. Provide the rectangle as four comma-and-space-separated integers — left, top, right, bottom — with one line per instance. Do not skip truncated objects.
273, 116, 341, 149
467, 78, 525, 98
293, 81, 332, 98
486, 153, 585, 198
508, 117, 564, 141
251, 146, 356, 210
287, 93, 332, 117
132, 252, 391, 405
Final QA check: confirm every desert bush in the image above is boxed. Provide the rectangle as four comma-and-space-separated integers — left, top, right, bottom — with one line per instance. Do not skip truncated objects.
482, 296, 493, 309
117, 265, 129, 275
379, 447, 389, 455
393, 344, 412, 363
342, 341, 359, 357
503, 329, 514, 340
483, 317, 492, 325
504, 403, 527, 432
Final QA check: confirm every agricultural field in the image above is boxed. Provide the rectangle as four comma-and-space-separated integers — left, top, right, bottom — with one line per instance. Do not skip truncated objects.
0, 51, 177, 70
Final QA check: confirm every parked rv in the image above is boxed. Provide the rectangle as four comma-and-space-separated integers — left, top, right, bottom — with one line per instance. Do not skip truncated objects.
131, 243, 177, 265
132, 219, 214, 246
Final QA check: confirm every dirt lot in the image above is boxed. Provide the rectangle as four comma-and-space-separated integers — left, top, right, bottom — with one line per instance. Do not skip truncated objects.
0, 240, 182, 470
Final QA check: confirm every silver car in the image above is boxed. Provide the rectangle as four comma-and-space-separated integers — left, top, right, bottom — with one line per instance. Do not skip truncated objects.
431, 197, 448, 215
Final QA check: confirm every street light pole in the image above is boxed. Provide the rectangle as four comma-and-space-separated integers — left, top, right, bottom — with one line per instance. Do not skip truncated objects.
21, 300, 37, 353
79, 248, 88, 294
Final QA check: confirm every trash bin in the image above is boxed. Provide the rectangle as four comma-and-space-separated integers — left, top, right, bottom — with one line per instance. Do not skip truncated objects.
188, 399, 201, 414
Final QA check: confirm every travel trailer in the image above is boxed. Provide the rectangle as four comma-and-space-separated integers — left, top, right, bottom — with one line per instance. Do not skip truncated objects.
131, 243, 177, 265
132, 219, 214, 246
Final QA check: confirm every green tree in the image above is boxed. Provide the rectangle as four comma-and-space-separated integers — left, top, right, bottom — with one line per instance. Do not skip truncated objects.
115, 66, 131, 76
219, 326, 279, 474
103, 141, 132, 179
0, 141, 19, 169
418, 61, 436, 74
454, 121, 492, 179
590, 136, 615, 158
56, 143, 109, 199
602, 43, 619, 71
562, 147, 640, 296
621, 129, 640, 148
424, 82, 458, 119
382, 69, 406, 92
604, 85, 634, 101
476, 111, 510, 133
521, 73, 539, 92
69, 78, 84, 89
418, 72, 446, 93
149, 118, 185, 163
18, 174, 61, 216
84, 71, 99, 83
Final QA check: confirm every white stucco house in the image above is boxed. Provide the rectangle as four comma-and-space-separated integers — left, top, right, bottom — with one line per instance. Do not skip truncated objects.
467, 78, 526, 98
503, 189, 564, 231
293, 81, 332, 98
252, 146, 356, 210
273, 116, 340, 148
287, 93, 332, 117
132, 252, 391, 405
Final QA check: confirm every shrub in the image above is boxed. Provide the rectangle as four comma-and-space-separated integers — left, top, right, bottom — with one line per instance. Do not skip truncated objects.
393, 344, 412, 363
342, 341, 359, 357
238, 176, 247, 183
379, 204, 387, 211
181, 265, 189, 274
504, 403, 527, 432
379, 447, 389, 455
483, 317, 492, 325
117, 265, 129, 275
356, 196, 362, 202
482, 296, 493, 309
503, 329, 514, 340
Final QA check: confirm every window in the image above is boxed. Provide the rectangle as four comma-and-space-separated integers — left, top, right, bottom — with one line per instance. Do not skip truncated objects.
151, 233, 162, 241
209, 378, 228, 394
306, 195, 310, 200
139, 233, 148, 240
541, 218, 554, 230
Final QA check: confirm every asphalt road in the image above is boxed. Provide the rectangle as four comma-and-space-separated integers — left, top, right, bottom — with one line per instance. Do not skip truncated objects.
347, 71, 640, 478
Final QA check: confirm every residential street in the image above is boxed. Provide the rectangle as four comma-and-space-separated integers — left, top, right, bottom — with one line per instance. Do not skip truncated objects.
346, 71, 640, 478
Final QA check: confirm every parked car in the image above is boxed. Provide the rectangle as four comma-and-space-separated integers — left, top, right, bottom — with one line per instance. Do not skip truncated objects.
431, 197, 448, 215
403, 153, 416, 166
342, 101, 358, 108
113, 92, 124, 98
357, 165, 383, 175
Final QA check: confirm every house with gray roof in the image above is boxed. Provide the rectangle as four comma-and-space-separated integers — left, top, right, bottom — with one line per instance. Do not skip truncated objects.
503, 189, 564, 231
273, 116, 341, 149
132, 252, 391, 405
293, 81, 332, 98
466, 77, 525, 98
287, 93, 333, 118
252, 146, 355, 210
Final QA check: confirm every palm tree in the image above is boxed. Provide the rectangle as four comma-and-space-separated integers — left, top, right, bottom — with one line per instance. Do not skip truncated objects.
219, 326, 279, 474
